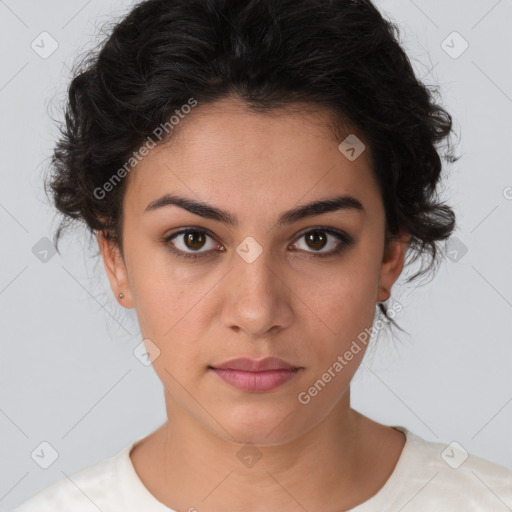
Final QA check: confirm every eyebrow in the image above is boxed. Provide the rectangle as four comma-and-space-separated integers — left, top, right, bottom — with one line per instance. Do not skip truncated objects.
144, 193, 365, 226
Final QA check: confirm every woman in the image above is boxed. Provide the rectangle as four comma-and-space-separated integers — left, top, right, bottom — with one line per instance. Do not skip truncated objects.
14, 0, 512, 510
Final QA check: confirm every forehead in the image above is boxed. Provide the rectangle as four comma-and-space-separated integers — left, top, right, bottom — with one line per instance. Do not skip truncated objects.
123, 98, 379, 217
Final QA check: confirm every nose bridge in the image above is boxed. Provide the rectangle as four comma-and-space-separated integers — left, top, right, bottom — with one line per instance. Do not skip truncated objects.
232, 235, 279, 300
221, 235, 292, 335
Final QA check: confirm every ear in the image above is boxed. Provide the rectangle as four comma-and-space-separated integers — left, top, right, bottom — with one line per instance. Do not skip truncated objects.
377, 231, 411, 303
96, 231, 134, 308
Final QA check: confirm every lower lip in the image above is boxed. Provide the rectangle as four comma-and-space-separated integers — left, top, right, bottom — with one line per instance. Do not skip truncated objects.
209, 368, 300, 392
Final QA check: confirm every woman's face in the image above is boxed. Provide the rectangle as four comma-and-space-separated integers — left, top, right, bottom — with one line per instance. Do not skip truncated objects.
99, 98, 408, 445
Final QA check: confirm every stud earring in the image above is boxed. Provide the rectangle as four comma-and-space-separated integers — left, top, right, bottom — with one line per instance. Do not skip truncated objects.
118, 292, 124, 299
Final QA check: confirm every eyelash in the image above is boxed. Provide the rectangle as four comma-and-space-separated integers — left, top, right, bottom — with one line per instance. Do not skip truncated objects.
161, 227, 354, 261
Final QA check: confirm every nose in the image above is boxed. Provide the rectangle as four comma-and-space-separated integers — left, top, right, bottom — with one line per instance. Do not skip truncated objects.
219, 241, 294, 339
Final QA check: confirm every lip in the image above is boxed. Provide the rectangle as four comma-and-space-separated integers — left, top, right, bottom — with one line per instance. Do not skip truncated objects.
211, 356, 298, 372
209, 357, 302, 392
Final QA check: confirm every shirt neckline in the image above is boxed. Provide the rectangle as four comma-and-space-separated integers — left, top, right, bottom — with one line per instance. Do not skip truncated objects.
117, 425, 415, 511
346, 425, 415, 511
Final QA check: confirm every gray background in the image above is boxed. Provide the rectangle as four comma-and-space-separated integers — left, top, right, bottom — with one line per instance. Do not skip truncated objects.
1, 0, 511, 509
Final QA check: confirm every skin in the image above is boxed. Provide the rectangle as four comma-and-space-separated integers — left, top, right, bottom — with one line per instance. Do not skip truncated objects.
97, 96, 411, 512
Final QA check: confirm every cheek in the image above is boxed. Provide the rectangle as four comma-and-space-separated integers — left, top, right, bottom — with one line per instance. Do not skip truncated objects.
310, 288, 376, 374
134, 281, 203, 343
329, 275, 378, 330
125, 235, 209, 335
129, 270, 217, 379
298, 256, 381, 368
303, 258, 380, 331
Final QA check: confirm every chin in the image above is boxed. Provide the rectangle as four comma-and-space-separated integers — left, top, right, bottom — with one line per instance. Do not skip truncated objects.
213, 404, 314, 448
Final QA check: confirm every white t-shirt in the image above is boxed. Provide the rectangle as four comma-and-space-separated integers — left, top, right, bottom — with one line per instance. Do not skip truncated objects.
12, 426, 512, 511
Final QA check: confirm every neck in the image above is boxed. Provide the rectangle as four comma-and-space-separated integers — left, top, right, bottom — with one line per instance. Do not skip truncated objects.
130, 388, 405, 512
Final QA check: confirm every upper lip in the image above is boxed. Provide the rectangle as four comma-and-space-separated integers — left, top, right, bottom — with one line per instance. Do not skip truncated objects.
210, 356, 299, 372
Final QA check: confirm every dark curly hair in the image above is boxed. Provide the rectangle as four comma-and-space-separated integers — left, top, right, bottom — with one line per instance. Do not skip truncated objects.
46, 0, 458, 333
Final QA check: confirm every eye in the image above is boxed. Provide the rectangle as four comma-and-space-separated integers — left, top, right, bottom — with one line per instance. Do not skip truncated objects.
162, 227, 354, 261
164, 229, 222, 260
290, 228, 354, 258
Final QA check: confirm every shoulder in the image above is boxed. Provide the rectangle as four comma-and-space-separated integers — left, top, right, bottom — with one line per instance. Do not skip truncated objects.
390, 427, 512, 510
12, 442, 134, 512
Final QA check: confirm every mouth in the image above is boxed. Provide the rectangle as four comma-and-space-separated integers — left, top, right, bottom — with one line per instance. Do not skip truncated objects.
208, 356, 302, 392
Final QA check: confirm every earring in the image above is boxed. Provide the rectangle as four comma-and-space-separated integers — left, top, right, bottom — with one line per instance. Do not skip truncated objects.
118, 292, 124, 299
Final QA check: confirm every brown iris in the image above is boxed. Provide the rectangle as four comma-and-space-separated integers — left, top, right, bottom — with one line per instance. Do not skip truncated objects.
184, 231, 207, 251
304, 231, 328, 251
